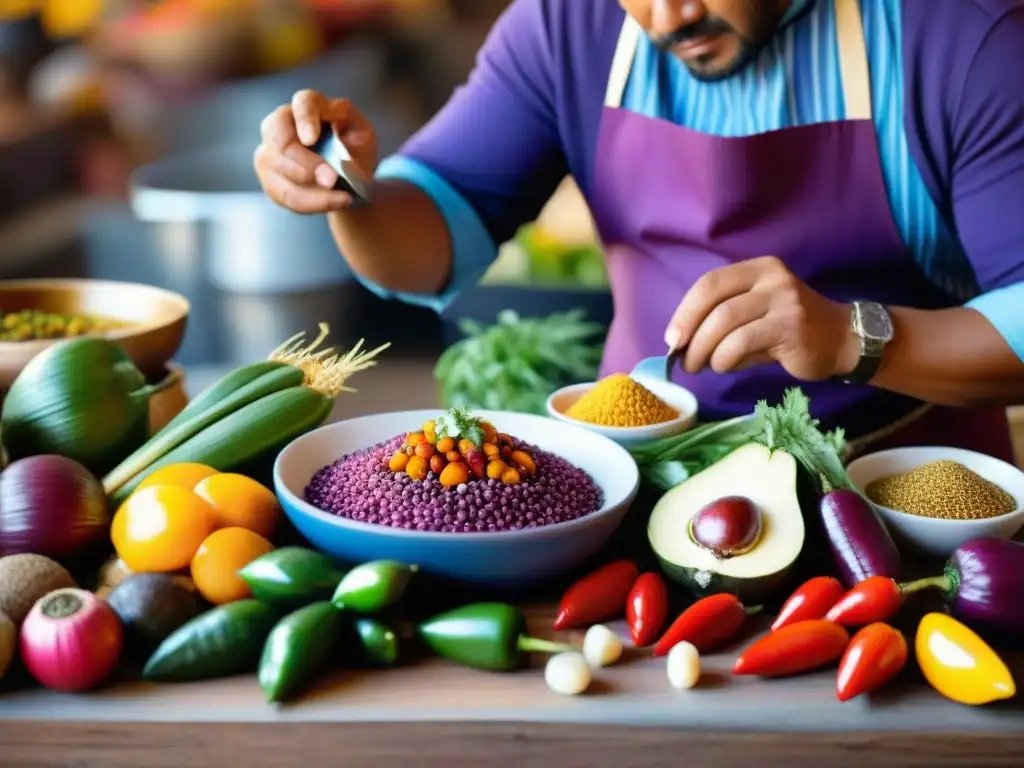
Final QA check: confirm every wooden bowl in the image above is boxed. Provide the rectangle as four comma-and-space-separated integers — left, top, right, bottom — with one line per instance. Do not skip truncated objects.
148, 361, 189, 436
0, 278, 189, 389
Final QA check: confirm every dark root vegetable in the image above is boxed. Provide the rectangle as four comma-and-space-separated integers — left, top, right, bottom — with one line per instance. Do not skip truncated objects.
689, 496, 763, 558
106, 573, 202, 660
0, 455, 110, 558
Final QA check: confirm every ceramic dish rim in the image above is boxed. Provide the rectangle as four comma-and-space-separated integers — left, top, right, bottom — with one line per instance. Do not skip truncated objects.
847, 445, 1024, 527
274, 408, 641, 542
0, 278, 191, 348
545, 377, 699, 435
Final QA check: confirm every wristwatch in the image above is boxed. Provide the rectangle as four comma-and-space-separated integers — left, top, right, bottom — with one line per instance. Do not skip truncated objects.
837, 301, 894, 384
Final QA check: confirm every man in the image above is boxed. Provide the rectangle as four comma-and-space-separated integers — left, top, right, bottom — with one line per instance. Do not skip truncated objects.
255, 0, 1024, 460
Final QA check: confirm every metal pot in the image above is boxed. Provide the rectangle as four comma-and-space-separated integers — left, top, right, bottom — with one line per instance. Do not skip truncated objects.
127, 42, 418, 294
131, 142, 352, 294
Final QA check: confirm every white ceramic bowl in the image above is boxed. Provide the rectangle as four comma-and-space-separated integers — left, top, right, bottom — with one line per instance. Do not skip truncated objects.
274, 409, 640, 589
846, 446, 1024, 558
546, 374, 699, 448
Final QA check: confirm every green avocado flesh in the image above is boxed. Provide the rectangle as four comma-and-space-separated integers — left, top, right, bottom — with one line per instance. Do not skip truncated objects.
647, 443, 804, 604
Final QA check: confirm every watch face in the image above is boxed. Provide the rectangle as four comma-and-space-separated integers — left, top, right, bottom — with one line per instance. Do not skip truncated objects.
855, 303, 894, 342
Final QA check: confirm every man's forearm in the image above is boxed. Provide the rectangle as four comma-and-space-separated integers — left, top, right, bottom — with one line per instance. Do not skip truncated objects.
327, 180, 453, 295
836, 306, 1024, 407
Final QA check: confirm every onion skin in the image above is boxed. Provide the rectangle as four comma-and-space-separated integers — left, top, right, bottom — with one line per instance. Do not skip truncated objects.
946, 538, 1024, 643
19, 588, 123, 692
819, 489, 902, 589
0, 455, 110, 558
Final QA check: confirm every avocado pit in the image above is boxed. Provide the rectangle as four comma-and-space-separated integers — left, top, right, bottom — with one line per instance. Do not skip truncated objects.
688, 496, 763, 559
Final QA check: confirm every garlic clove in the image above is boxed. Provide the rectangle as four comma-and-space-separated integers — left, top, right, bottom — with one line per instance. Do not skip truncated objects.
545, 652, 592, 695
666, 641, 701, 690
582, 624, 623, 668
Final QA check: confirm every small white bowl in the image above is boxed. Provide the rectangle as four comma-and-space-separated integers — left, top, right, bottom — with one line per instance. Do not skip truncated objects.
546, 374, 699, 448
846, 446, 1024, 558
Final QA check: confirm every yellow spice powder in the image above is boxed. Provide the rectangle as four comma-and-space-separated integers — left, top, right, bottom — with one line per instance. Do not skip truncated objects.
566, 373, 677, 427
865, 459, 1016, 521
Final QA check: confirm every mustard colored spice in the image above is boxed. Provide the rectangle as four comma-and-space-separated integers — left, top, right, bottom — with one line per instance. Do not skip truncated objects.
866, 460, 1016, 521
565, 373, 677, 427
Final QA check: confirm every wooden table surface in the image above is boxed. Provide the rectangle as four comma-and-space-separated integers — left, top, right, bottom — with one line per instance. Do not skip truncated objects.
0, 362, 1022, 767
0, 607, 1021, 767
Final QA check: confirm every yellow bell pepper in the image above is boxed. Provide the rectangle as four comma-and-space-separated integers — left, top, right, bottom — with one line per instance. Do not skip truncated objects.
915, 613, 1016, 706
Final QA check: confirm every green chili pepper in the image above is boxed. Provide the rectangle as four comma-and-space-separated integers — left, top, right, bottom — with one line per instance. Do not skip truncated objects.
352, 617, 401, 667
331, 560, 418, 614
418, 602, 575, 671
238, 547, 347, 605
258, 601, 345, 703
142, 600, 281, 682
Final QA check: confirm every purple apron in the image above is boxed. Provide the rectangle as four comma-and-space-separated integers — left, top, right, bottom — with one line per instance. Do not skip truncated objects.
586, 0, 1016, 463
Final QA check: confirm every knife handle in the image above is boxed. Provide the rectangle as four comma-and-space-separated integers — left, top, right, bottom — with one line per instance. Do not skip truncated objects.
308, 122, 373, 206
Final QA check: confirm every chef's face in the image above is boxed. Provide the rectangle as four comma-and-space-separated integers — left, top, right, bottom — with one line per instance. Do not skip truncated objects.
620, 0, 791, 81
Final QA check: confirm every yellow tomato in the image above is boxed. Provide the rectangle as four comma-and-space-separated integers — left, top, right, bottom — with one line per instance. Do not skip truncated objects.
111, 486, 216, 573
190, 527, 274, 605
193, 473, 281, 539
916, 613, 1016, 706
136, 463, 220, 493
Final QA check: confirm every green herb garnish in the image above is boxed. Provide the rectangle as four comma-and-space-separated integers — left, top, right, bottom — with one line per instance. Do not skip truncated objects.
630, 388, 852, 493
434, 408, 485, 446
434, 309, 604, 415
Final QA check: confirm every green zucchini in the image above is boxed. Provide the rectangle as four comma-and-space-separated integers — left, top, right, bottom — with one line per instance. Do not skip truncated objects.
109, 386, 335, 507
102, 324, 367, 496
102, 365, 304, 495
160, 360, 289, 434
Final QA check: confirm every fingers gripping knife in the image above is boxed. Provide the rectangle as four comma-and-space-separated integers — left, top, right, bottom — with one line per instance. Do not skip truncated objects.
308, 122, 373, 206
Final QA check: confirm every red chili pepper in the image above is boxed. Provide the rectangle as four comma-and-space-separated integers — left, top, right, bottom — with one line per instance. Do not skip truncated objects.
835, 623, 908, 702
825, 576, 904, 627
553, 559, 639, 631
772, 576, 845, 632
733, 620, 850, 678
626, 572, 669, 647
652, 593, 747, 656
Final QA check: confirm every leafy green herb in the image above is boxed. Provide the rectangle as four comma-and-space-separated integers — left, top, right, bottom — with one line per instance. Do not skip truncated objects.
750, 389, 851, 494
629, 388, 852, 493
434, 408, 484, 446
434, 309, 604, 415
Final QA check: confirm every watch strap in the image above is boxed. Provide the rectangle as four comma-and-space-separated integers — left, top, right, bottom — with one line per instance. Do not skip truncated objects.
839, 350, 882, 385
836, 303, 888, 385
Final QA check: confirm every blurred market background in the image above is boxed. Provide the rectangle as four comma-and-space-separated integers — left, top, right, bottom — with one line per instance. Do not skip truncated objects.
0, 0, 1019, 453
0, 0, 608, 376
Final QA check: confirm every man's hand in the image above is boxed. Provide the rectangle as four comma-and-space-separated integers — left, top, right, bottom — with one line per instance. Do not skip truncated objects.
254, 90, 379, 214
664, 256, 860, 381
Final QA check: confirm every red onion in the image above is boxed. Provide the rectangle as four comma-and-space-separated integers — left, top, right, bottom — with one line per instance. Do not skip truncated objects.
0, 455, 110, 558
20, 588, 123, 692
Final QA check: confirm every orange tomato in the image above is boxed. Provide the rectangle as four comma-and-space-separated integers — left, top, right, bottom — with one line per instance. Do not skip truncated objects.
190, 528, 274, 605
111, 486, 216, 573
193, 473, 281, 539
136, 463, 220, 493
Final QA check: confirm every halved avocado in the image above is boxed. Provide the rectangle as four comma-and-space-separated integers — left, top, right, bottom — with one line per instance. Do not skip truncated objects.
647, 442, 804, 604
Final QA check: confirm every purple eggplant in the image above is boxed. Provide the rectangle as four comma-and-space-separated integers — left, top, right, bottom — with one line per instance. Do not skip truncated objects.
818, 488, 902, 588
903, 537, 1024, 643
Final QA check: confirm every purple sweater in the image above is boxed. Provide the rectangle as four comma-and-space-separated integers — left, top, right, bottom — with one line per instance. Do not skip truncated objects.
370, 0, 1024, 359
